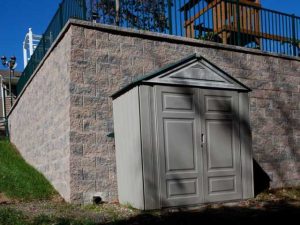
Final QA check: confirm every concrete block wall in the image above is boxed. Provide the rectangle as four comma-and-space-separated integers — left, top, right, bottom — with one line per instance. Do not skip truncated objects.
68, 21, 300, 203
68, 25, 118, 203
8, 31, 72, 201
8, 19, 300, 204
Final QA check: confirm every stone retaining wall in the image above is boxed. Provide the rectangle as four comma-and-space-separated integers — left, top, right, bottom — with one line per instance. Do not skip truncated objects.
8, 31, 72, 201
9, 19, 300, 204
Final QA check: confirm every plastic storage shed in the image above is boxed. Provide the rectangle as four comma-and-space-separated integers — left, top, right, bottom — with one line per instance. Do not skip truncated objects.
112, 54, 254, 210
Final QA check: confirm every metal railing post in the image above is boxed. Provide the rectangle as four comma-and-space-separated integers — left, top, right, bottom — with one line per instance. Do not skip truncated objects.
42, 36, 46, 55
0, 76, 4, 119
82, 0, 87, 20
90, 0, 93, 21
59, 3, 64, 29
3, 88, 6, 119
9, 69, 12, 107
5, 118, 9, 138
2, 87, 12, 139
236, 0, 241, 46
115, 0, 120, 26
168, 0, 173, 35
292, 14, 297, 56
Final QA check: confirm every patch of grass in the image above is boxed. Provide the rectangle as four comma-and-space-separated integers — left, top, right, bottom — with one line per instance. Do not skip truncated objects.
83, 203, 136, 222
32, 215, 95, 225
0, 208, 29, 225
0, 208, 96, 225
0, 138, 57, 201
1, 188, 300, 225
32, 214, 52, 225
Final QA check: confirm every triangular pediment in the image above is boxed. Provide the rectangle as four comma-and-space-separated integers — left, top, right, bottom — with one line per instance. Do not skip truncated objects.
112, 54, 250, 99
169, 62, 227, 82
145, 57, 248, 91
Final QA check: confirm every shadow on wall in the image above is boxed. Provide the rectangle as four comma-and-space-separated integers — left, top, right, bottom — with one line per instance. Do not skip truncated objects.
253, 159, 271, 196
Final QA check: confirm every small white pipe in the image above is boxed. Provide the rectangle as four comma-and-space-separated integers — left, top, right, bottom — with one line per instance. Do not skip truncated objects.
23, 41, 28, 68
28, 28, 34, 56
0, 75, 5, 119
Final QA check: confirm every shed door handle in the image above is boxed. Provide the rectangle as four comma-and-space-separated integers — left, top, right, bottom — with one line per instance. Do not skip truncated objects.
201, 134, 205, 144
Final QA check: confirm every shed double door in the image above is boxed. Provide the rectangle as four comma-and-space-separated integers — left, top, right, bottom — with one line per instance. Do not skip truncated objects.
155, 86, 242, 207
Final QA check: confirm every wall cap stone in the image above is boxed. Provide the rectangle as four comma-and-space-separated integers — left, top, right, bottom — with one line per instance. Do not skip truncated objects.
69, 19, 300, 61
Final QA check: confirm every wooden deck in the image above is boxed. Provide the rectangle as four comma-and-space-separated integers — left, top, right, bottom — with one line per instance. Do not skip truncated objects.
181, 0, 296, 47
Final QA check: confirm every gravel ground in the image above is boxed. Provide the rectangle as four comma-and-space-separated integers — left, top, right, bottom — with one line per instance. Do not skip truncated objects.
1, 187, 300, 225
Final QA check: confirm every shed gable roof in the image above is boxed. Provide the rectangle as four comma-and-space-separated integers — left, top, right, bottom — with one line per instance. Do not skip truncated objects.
112, 54, 251, 99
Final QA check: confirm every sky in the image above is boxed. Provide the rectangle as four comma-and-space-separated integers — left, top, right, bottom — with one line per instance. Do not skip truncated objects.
0, 0, 299, 73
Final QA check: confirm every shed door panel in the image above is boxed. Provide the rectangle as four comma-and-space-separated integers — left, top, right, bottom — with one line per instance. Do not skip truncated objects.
201, 90, 242, 202
155, 86, 242, 207
164, 119, 195, 171
155, 86, 203, 207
